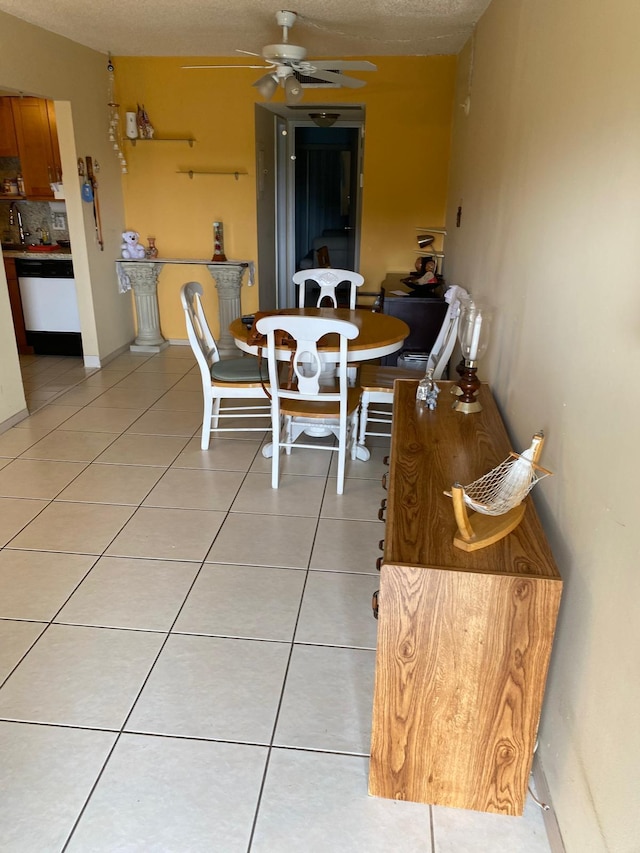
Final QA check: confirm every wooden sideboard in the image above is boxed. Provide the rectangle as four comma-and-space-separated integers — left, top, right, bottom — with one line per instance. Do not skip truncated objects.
369, 380, 562, 816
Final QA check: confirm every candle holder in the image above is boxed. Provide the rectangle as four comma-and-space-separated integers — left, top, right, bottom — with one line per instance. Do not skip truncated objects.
211, 221, 227, 262
453, 302, 492, 414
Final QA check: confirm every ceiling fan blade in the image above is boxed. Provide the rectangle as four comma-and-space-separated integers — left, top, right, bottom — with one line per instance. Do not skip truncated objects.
304, 69, 367, 88
311, 61, 377, 72
182, 64, 270, 69
236, 49, 263, 59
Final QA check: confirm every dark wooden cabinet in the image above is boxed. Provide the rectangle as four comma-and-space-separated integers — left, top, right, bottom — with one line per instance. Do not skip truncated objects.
369, 380, 562, 815
380, 274, 447, 366
3, 257, 33, 354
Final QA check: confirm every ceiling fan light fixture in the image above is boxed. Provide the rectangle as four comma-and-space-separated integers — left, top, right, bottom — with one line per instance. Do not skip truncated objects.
284, 73, 303, 105
309, 112, 340, 127
253, 73, 278, 100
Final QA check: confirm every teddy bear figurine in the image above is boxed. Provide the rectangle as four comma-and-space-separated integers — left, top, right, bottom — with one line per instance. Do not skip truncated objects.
121, 230, 146, 259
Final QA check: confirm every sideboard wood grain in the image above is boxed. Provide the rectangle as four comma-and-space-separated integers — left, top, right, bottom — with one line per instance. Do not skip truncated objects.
368, 380, 562, 815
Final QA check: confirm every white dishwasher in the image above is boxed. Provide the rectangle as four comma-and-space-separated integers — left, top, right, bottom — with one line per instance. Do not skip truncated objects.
16, 257, 82, 355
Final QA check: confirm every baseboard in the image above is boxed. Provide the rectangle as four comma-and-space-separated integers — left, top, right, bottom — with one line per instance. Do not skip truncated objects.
84, 341, 132, 369
0, 406, 29, 434
85, 340, 187, 369
532, 754, 566, 853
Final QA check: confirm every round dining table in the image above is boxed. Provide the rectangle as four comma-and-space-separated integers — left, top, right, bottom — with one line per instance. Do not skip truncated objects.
229, 307, 410, 462
230, 307, 410, 363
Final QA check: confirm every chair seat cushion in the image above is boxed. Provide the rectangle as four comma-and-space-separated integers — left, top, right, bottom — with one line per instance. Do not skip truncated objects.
211, 357, 267, 383
281, 386, 361, 418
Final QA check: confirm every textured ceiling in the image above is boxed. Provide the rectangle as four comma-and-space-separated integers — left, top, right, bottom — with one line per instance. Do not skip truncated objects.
0, 0, 489, 57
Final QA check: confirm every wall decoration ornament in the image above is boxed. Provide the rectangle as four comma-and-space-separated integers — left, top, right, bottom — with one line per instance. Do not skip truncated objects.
107, 53, 128, 174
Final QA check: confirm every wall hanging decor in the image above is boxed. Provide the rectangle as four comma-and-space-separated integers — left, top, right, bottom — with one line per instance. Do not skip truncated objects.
106, 54, 127, 174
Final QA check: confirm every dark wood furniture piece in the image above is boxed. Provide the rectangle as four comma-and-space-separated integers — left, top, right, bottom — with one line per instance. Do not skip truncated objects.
3, 257, 33, 354
369, 380, 562, 816
379, 274, 447, 366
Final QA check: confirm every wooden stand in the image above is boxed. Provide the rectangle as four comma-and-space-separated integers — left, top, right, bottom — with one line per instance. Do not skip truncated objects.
450, 432, 549, 551
452, 488, 526, 551
369, 381, 562, 815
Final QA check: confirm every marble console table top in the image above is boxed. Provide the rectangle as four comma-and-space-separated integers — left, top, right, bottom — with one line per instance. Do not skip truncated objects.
115, 257, 254, 292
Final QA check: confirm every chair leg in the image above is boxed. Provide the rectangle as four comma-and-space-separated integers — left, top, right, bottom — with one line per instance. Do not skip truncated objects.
285, 416, 294, 454
336, 417, 348, 495
211, 398, 221, 429
350, 411, 358, 461
358, 394, 370, 447
201, 395, 214, 450
271, 412, 281, 489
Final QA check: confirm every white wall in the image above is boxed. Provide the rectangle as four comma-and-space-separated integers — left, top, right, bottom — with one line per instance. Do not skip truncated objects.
446, 1, 640, 850
0, 12, 133, 426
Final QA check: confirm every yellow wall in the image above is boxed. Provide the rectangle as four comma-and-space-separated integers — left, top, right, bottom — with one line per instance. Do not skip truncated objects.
446, 1, 640, 849
114, 56, 456, 340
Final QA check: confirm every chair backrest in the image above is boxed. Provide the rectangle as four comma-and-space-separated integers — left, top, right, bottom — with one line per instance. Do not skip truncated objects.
292, 268, 365, 309
427, 285, 470, 379
180, 282, 220, 385
255, 314, 359, 413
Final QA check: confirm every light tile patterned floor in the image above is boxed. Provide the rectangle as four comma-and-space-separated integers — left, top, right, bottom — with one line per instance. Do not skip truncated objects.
0, 349, 553, 852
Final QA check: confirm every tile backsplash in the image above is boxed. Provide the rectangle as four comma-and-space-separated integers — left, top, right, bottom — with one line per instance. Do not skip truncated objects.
0, 199, 69, 245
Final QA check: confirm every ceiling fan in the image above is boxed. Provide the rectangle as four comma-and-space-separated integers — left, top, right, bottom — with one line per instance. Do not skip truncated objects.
182, 10, 377, 105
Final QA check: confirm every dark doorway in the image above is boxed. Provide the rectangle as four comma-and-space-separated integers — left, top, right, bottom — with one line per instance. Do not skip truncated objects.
294, 126, 360, 273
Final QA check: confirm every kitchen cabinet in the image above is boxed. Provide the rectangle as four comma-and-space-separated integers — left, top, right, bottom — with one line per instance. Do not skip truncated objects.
8, 97, 61, 199
3, 257, 33, 354
369, 379, 562, 815
0, 98, 19, 158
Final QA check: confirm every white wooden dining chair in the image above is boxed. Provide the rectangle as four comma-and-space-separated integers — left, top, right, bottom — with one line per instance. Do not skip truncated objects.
255, 313, 361, 494
180, 282, 270, 449
358, 285, 470, 449
292, 268, 365, 309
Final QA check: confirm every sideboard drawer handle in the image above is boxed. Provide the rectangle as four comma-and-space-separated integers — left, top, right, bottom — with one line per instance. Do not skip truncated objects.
378, 539, 385, 551
372, 590, 379, 619
383, 455, 390, 466
376, 556, 383, 571
381, 472, 388, 490
377, 507, 386, 522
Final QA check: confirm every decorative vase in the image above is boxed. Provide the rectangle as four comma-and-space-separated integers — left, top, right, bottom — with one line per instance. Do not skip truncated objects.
146, 237, 158, 259
125, 112, 138, 139
211, 221, 227, 262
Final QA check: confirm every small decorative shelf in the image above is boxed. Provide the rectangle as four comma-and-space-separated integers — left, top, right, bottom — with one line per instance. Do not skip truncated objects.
127, 137, 195, 147
177, 169, 248, 181
415, 226, 446, 274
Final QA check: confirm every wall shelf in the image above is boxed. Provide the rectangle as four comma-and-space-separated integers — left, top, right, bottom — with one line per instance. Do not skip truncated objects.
127, 137, 195, 147
415, 226, 446, 273
176, 169, 247, 180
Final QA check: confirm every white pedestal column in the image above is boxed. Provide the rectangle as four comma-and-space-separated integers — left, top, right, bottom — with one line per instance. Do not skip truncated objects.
120, 261, 169, 353
206, 262, 248, 358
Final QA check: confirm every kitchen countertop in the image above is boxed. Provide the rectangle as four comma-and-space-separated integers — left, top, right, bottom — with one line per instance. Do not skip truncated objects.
2, 247, 73, 260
